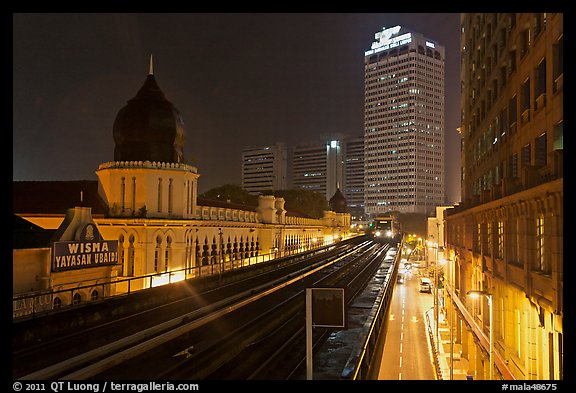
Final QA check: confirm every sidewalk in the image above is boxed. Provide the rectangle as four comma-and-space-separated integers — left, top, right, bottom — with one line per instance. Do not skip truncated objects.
427, 308, 470, 380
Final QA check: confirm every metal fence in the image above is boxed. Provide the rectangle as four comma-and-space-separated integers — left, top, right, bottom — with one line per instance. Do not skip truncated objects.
13, 242, 334, 320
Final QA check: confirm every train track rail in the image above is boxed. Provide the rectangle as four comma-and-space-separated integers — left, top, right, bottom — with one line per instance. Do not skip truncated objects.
14, 237, 370, 380
89, 241, 392, 380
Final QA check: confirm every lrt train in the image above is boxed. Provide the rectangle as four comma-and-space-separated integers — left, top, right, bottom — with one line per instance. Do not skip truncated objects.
368, 215, 402, 243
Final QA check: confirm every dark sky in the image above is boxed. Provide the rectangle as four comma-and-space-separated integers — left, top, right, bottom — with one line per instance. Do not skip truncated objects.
13, 13, 462, 202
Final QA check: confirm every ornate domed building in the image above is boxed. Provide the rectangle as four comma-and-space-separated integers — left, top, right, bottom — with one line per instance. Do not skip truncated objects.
329, 188, 347, 214
113, 62, 185, 164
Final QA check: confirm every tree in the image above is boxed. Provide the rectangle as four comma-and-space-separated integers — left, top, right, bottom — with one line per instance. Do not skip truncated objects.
270, 189, 328, 219
199, 184, 258, 206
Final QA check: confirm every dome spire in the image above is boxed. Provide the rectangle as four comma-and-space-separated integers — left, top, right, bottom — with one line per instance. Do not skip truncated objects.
149, 54, 154, 75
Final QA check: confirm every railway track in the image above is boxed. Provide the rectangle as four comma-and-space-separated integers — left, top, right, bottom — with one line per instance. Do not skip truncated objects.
91, 241, 393, 380
14, 237, 372, 380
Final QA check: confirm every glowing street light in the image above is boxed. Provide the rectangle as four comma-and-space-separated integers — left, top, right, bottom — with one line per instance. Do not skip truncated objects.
467, 290, 494, 380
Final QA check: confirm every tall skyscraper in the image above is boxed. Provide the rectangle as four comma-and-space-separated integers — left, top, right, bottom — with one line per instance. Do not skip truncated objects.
241, 143, 288, 194
363, 25, 445, 216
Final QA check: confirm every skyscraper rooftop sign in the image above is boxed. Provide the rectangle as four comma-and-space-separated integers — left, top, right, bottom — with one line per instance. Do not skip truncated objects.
365, 26, 412, 56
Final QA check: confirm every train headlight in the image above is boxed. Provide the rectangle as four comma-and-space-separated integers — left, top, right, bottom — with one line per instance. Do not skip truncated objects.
386, 231, 392, 237
375, 231, 381, 237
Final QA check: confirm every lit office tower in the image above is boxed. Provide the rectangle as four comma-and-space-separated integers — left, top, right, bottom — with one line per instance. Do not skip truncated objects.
343, 137, 365, 219
364, 25, 445, 215
292, 139, 343, 202
241, 143, 287, 194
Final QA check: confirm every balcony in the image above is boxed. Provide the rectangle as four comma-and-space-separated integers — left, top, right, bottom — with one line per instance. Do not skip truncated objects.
553, 73, 563, 94
521, 109, 530, 125
535, 93, 546, 112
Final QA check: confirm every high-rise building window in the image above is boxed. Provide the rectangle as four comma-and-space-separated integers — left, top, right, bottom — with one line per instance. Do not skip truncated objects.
535, 58, 547, 110
509, 95, 517, 133
522, 143, 531, 166
553, 35, 563, 93
521, 78, 531, 122
535, 132, 547, 167
520, 28, 530, 58
510, 153, 518, 178
553, 121, 563, 151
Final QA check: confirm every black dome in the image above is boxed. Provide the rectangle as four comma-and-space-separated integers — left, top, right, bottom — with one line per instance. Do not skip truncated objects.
113, 74, 185, 164
329, 188, 347, 213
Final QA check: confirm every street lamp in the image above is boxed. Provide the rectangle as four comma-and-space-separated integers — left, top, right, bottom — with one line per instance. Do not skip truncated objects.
467, 290, 494, 380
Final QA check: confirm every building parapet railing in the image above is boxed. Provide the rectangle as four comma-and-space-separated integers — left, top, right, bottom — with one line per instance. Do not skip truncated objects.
195, 205, 261, 223
13, 241, 339, 320
98, 161, 198, 173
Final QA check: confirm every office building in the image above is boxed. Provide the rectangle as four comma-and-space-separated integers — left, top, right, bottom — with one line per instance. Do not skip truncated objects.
241, 143, 288, 194
364, 25, 445, 215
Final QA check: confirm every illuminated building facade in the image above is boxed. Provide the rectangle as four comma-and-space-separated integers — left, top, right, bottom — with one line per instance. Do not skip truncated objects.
13, 64, 351, 317
445, 13, 563, 379
364, 25, 445, 215
241, 143, 288, 194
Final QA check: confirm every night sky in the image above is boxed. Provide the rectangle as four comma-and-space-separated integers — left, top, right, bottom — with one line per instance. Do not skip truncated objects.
13, 13, 462, 202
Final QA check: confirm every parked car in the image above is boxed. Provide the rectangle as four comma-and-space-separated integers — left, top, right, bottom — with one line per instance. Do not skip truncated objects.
419, 277, 432, 293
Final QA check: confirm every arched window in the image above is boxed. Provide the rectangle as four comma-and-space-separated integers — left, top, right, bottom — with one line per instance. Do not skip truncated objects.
72, 292, 82, 306
91, 289, 99, 301
195, 238, 201, 267
165, 236, 172, 272
118, 234, 125, 276
53, 297, 62, 309
154, 236, 162, 273
128, 234, 135, 276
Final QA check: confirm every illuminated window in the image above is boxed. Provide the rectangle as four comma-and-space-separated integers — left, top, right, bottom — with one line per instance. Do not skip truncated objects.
536, 216, 548, 273
497, 220, 504, 259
